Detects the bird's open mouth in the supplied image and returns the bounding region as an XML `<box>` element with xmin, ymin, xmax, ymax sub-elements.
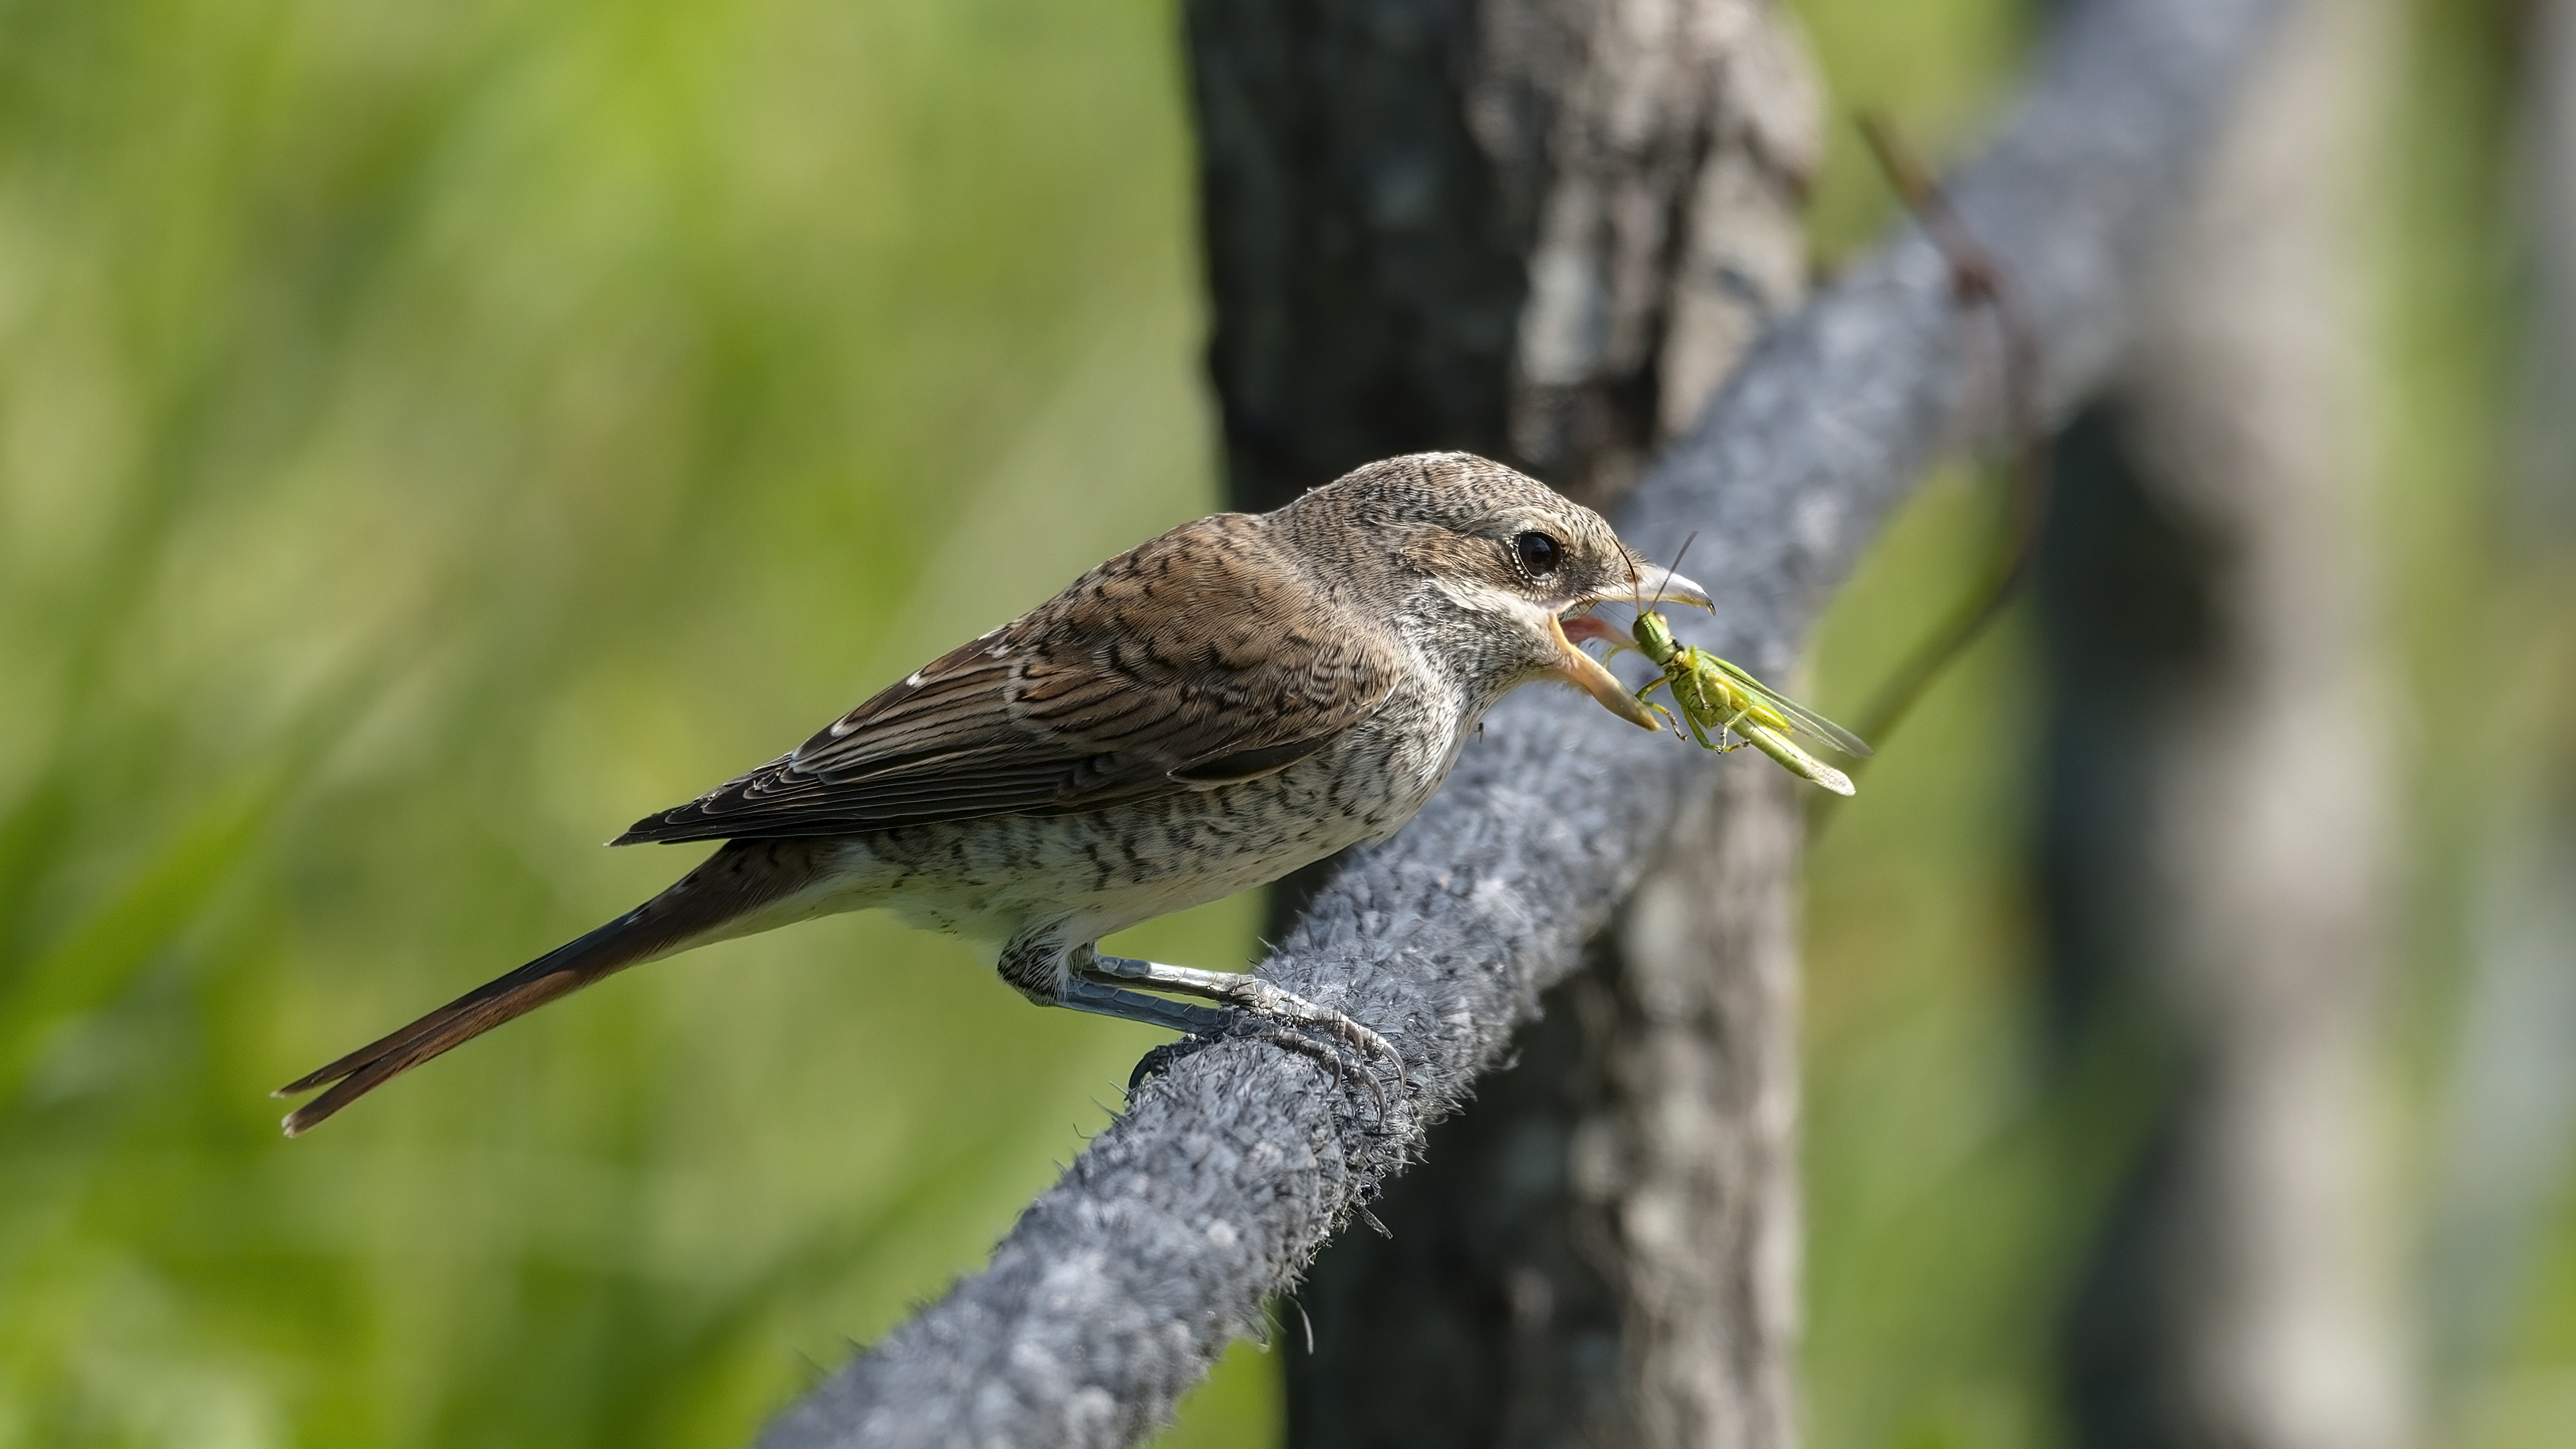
<box><xmin>1549</xmin><ymin>614</ymin><xmax>1660</xmax><ymax>729</ymax></box>
<box><xmin>1546</xmin><ymin>564</ymin><xmax>1711</xmax><ymax>730</ymax></box>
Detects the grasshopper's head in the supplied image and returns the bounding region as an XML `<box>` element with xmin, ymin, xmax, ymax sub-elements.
<box><xmin>1631</xmin><ymin>609</ymin><xmax>1678</xmax><ymax>661</ymax></box>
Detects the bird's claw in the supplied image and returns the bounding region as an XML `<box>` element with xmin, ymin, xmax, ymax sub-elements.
<box><xmin>1082</xmin><ymin>953</ymin><xmax>1405</xmax><ymax>1121</ymax></box>
<box><xmin>1127</xmin><ymin>1037</ymin><xmax>1204</xmax><ymax>1092</ymax></box>
<box><xmin>1122</xmin><ymin>1012</ymin><xmax>1397</xmax><ymax>1125</ymax></box>
<box><xmin>1226</xmin><ymin>1018</ymin><xmax>1393</xmax><ymax>1124</ymax></box>
<box><xmin>1213</xmin><ymin>975</ymin><xmax>1408</xmax><ymax>1093</ymax></box>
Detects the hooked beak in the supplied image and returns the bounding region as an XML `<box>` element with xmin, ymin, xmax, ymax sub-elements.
<box><xmin>1548</xmin><ymin>614</ymin><xmax>1660</xmax><ymax>730</ymax></box>
<box><xmin>1617</xmin><ymin>562</ymin><xmax>1711</xmax><ymax>610</ymax></box>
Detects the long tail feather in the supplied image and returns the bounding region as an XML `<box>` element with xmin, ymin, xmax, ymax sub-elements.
<box><xmin>276</xmin><ymin>839</ymin><xmax>826</xmax><ymax>1135</ymax></box>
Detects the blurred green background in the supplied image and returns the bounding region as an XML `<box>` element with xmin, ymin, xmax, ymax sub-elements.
<box><xmin>0</xmin><ymin>0</ymin><xmax>2559</xmax><ymax>1446</ymax></box>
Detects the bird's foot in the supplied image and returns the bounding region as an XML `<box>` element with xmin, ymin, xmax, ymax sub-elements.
<box><xmin>1122</xmin><ymin>1015</ymin><xmax>1391</xmax><ymax>1122</ymax></box>
<box><xmin>1081</xmin><ymin>955</ymin><xmax>1406</xmax><ymax>1087</ymax></box>
<box><xmin>1066</xmin><ymin>957</ymin><xmax>1405</xmax><ymax>1115</ymax></box>
<box><xmin>1231</xmin><ymin>1019</ymin><xmax>1391</xmax><ymax>1121</ymax></box>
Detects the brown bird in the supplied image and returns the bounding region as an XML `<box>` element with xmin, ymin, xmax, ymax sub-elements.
<box><xmin>275</xmin><ymin>451</ymin><xmax>1709</xmax><ymax>1134</ymax></box>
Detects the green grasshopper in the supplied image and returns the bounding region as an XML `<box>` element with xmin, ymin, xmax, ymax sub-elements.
<box><xmin>1566</xmin><ymin>564</ymin><xmax>1872</xmax><ymax>796</ymax></box>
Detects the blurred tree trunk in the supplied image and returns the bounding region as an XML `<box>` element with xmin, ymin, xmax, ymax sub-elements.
<box><xmin>2038</xmin><ymin>1</ymin><xmax>2414</xmax><ymax>1445</ymax></box>
<box><xmin>1183</xmin><ymin>1</ymin><xmax>1821</xmax><ymax>1442</ymax></box>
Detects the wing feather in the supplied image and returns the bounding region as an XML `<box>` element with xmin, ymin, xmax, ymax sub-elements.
<box><xmin>615</xmin><ymin>516</ymin><xmax>1399</xmax><ymax>845</ymax></box>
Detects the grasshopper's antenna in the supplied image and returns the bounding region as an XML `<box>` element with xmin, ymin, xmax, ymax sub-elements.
<box><xmin>1642</xmin><ymin>531</ymin><xmax>1700</xmax><ymax>614</ymax></box>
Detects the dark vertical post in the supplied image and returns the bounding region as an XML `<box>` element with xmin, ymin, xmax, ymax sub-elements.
<box><xmin>1183</xmin><ymin>3</ymin><xmax>1821</xmax><ymax>1442</ymax></box>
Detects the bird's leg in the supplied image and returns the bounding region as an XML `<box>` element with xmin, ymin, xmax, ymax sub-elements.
<box><xmin>1055</xmin><ymin>978</ymin><xmax>1234</xmax><ymax>1035</ymax></box>
<box><xmin>1073</xmin><ymin>949</ymin><xmax>1407</xmax><ymax>1090</ymax></box>
<box><xmin>1063</xmin><ymin>977</ymin><xmax>1391</xmax><ymax>1120</ymax></box>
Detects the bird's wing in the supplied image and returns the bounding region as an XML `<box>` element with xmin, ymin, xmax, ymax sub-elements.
<box><xmin>614</xmin><ymin>515</ymin><xmax>1401</xmax><ymax>844</ymax></box>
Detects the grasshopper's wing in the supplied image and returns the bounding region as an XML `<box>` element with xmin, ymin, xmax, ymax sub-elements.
<box><xmin>1703</xmin><ymin>656</ymin><xmax>1873</xmax><ymax>758</ymax></box>
<box><xmin>615</xmin><ymin>515</ymin><xmax>1399</xmax><ymax>844</ymax></box>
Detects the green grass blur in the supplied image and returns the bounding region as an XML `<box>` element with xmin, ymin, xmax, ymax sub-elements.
<box><xmin>0</xmin><ymin>0</ymin><xmax>2561</xmax><ymax>1446</ymax></box>
<box><xmin>0</xmin><ymin>0</ymin><xmax>1275</xmax><ymax>1442</ymax></box>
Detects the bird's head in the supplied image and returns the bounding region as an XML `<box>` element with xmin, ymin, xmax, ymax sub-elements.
<box><xmin>1279</xmin><ymin>452</ymin><xmax>1708</xmax><ymax>729</ymax></box>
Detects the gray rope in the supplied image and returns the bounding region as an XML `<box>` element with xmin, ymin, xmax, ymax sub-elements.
<box><xmin>755</xmin><ymin>1</ymin><xmax>2284</xmax><ymax>1443</ymax></box>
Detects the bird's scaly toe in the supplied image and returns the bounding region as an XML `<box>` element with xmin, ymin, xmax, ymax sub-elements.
<box><xmin>1219</xmin><ymin>977</ymin><xmax>1407</xmax><ymax>1093</ymax></box>
<box><xmin>1225</xmin><ymin>1019</ymin><xmax>1391</xmax><ymax>1122</ymax></box>
<box><xmin>1080</xmin><ymin>953</ymin><xmax>1408</xmax><ymax>1102</ymax></box>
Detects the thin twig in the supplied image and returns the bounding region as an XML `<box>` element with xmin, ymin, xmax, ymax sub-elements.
<box><xmin>1843</xmin><ymin>113</ymin><xmax>2055</xmax><ymax>753</ymax></box>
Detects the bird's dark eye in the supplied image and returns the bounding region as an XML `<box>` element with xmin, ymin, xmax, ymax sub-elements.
<box><xmin>1515</xmin><ymin>531</ymin><xmax>1562</xmax><ymax>578</ymax></box>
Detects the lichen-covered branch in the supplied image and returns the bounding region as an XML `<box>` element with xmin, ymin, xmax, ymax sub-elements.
<box><xmin>753</xmin><ymin>1</ymin><xmax>2284</xmax><ymax>1444</ymax></box>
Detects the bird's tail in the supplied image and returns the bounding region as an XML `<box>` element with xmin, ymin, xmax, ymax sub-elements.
<box><xmin>274</xmin><ymin>839</ymin><xmax>828</xmax><ymax>1136</ymax></box>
